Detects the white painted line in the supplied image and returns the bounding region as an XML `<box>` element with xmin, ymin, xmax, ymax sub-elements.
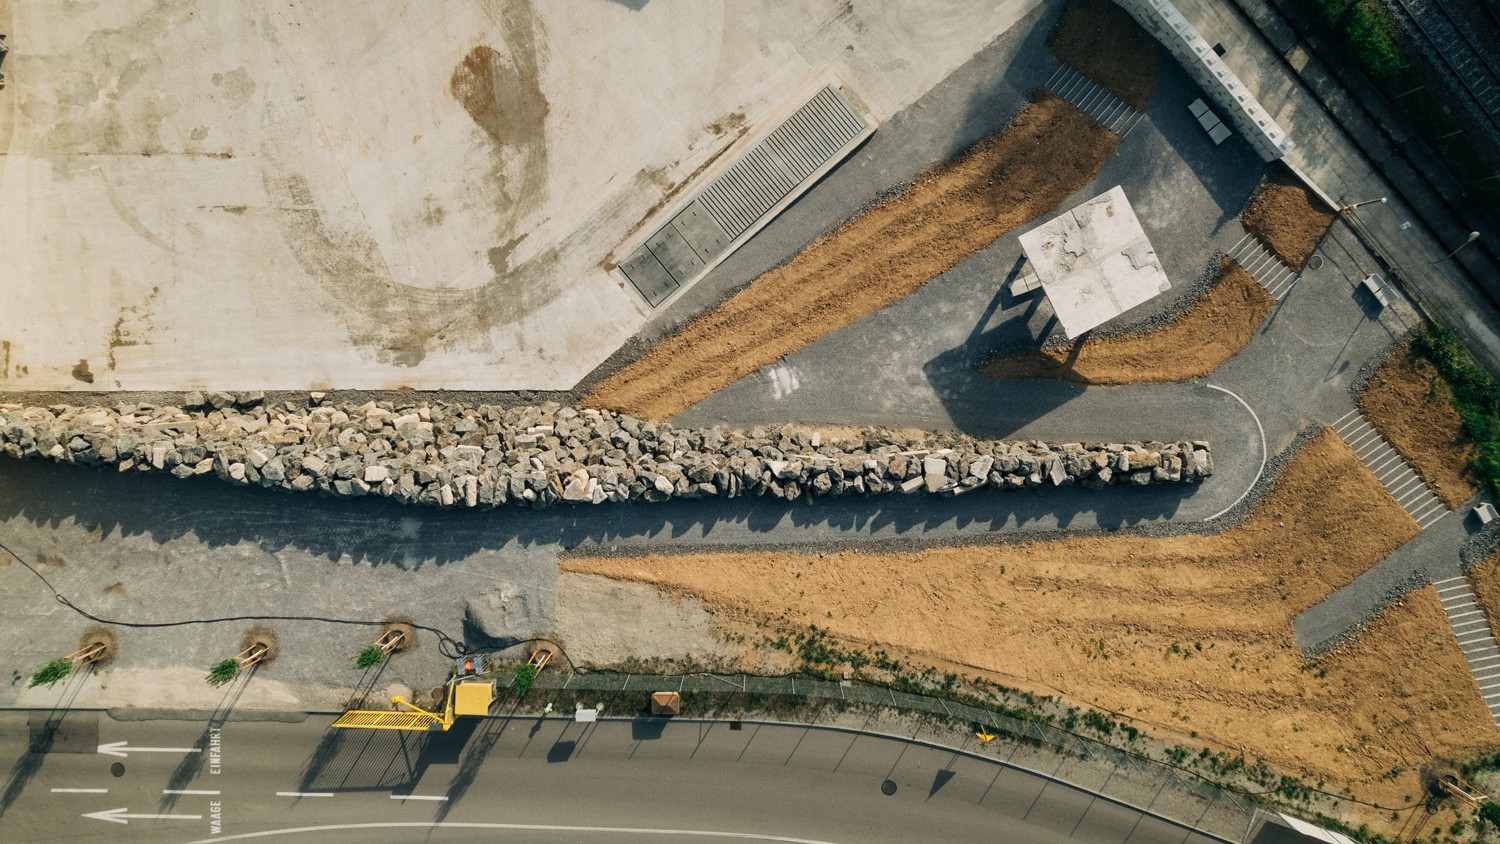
<box><xmin>390</xmin><ymin>794</ymin><xmax>449</xmax><ymax>802</ymax></box>
<box><xmin>1205</xmin><ymin>384</ymin><xmax>1266</xmax><ymax>523</ymax></box>
<box><xmin>52</xmin><ymin>788</ymin><xmax>109</xmax><ymax>794</ymax></box>
<box><xmin>97</xmin><ymin>741</ymin><xmax>200</xmax><ymax>758</ymax></box>
<box><xmin>1435</xmin><ymin>577</ymin><xmax>1468</xmax><ymax>587</ymax></box>
<box><xmin>1361</xmin><ymin>444</ymin><xmax>1399</xmax><ymax>467</ymax></box>
<box><xmin>1450</xmin><ymin>610</ymin><xmax>1485</xmax><ymax>620</ymax></box>
<box><xmin>163</xmin><ymin>789</ymin><xmax>220</xmax><ymax>796</ymax></box>
<box><xmin>276</xmin><ymin>792</ymin><xmax>335</xmax><ymax>798</ymax></box>
<box><xmin>179</xmin><ymin>821</ymin><xmax>869</xmax><ymax>844</ymax></box>
<box><xmin>1418</xmin><ymin>510</ymin><xmax>1451</xmax><ymax>530</ymax></box>
<box><xmin>1386</xmin><ymin>476</ymin><xmax>1422</xmax><ymax>500</ymax></box>
<box><xmin>1409</xmin><ymin>495</ymin><xmax>1445</xmax><ymax>515</ymax></box>
<box><xmin>1438</xmin><ymin>584</ymin><xmax>1473</xmax><ymax>595</ymax></box>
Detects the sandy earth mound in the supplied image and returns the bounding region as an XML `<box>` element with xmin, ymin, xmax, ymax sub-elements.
<box><xmin>1358</xmin><ymin>347</ymin><xmax>1477</xmax><ymax>509</ymax></box>
<box><xmin>583</xmin><ymin>93</ymin><xmax>1120</xmax><ymax>421</ymax></box>
<box><xmin>1241</xmin><ymin>171</ymin><xmax>1337</xmax><ymax>271</ymax></box>
<box><xmin>566</xmin><ymin>430</ymin><xmax>1498</xmax><ymax>819</ymax></box>
<box><xmin>1049</xmin><ymin>0</ymin><xmax>1164</xmax><ymax>110</ymax></box>
<box><xmin>980</xmin><ymin>259</ymin><xmax>1272</xmax><ymax>384</ymax></box>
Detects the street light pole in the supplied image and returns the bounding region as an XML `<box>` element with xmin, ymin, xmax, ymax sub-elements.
<box><xmin>1437</xmin><ymin>231</ymin><xmax>1481</xmax><ymax>263</ymax></box>
<box><xmin>1340</xmin><ymin>196</ymin><xmax>1387</xmax><ymax>214</ymax></box>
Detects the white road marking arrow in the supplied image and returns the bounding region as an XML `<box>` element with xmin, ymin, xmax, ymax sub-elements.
<box><xmin>84</xmin><ymin>807</ymin><xmax>204</xmax><ymax>825</ymax></box>
<box><xmin>97</xmin><ymin>741</ymin><xmax>202</xmax><ymax>758</ymax></box>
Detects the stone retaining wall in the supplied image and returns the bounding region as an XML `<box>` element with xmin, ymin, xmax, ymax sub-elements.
<box><xmin>0</xmin><ymin>395</ymin><xmax>1212</xmax><ymax>508</ymax></box>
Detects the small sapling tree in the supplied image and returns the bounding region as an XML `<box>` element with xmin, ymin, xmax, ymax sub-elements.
<box><xmin>28</xmin><ymin>658</ymin><xmax>72</xmax><ymax>689</ymax></box>
<box><xmin>206</xmin><ymin>658</ymin><xmax>240</xmax><ymax>688</ymax></box>
<box><xmin>356</xmin><ymin>645</ymin><xmax>387</xmax><ymax>670</ymax></box>
<box><xmin>513</xmin><ymin>663</ymin><xmax>539</xmax><ymax>695</ymax></box>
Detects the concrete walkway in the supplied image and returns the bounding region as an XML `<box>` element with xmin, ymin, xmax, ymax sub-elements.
<box><xmin>1172</xmin><ymin>0</ymin><xmax>1500</xmax><ymax>376</ymax></box>
<box><xmin>1294</xmin><ymin>496</ymin><xmax>1478</xmax><ymax>655</ymax></box>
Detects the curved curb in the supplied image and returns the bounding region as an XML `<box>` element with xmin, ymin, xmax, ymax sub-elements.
<box><xmin>1204</xmin><ymin>384</ymin><xmax>1266</xmax><ymax>522</ymax></box>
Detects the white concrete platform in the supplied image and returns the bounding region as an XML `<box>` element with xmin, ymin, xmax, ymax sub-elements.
<box><xmin>0</xmin><ymin>0</ymin><xmax>1044</xmax><ymax>392</ymax></box>
<box><xmin>1017</xmin><ymin>185</ymin><xmax>1170</xmax><ymax>340</ymax></box>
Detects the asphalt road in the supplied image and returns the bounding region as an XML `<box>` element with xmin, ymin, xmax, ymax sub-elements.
<box><xmin>0</xmin><ymin>712</ymin><xmax>1228</xmax><ymax>844</ymax></box>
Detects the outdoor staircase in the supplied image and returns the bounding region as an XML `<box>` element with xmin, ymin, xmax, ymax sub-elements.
<box><xmin>1434</xmin><ymin>575</ymin><xmax>1500</xmax><ymax>727</ymax></box>
<box><xmin>1042</xmin><ymin>65</ymin><xmax>1144</xmax><ymax>137</ymax></box>
<box><xmin>1331</xmin><ymin>409</ymin><xmax>1448</xmax><ymax>529</ymax></box>
<box><xmin>1227</xmin><ymin>230</ymin><xmax>1300</xmax><ymax>300</ymax></box>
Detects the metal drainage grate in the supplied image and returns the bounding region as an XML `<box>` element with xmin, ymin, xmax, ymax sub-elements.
<box><xmin>618</xmin><ymin>85</ymin><xmax>873</xmax><ymax>307</ymax></box>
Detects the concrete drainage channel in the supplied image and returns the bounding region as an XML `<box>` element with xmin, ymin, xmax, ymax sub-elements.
<box><xmin>616</xmin><ymin>83</ymin><xmax>876</xmax><ymax>307</ymax></box>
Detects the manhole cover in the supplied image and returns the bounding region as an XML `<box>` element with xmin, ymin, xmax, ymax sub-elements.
<box><xmin>110</xmin><ymin>762</ymin><xmax>125</xmax><ymax>777</ymax></box>
<box><xmin>1306</xmin><ymin>255</ymin><xmax>1324</xmax><ymax>271</ymax></box>
<box><xmin>880</xmin><ymin>779</ymin><xmax>897</xmax><ymax>796</ymax></box>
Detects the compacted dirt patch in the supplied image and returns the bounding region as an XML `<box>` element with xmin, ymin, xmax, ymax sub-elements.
<box><xmin>1469</xmin><ymin>549</ymin><xmax>1500</xmax><ymax>639</ymax></box>
<box><xmin>567</xmin><ymin>430</ymin><xmax>1500</xmax><ymax>813</ymax></box>
<box><xmin>1049</xmin><ymin>0</ymin><xmax>1164</xmax><ymax>110</ymax></box>
<box><xmin>583</xmin><ymin>93</ymin><xmax>1120</xmax><ymax>421</ymax></box>
<box><xmin>1240</xmin><ymin>171</ymin><xmax>1337</xmax><ymax>271</ymax></box>
<box><xmin>979</xmin><ymin>259</ymin><xmax>1272</xmax><ymax>384</ymax></box>
<box><xmin>1358</xmin><ymin>346</ymin><xmax>1477</xmax><ymax>508</ymax></box>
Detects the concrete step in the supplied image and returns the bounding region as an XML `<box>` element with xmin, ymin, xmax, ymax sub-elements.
<box><xmin>1432</xmin><ymin>578</ymin><xmax>1500</xmax><ymax>727</ymax></box>
<box><xmin>1227</xmin><ymin>229</ymin><xmax>1300</xmax><ymax>300</ymax></box>
<box><xmin>1329</xmin><ymin>409</ymin><xmax>1449</xmax><ymax>529</ymax></box>
<box><xmin>1042</xmin><ymin>65</ymin><xmax>1142</xmax><ymax>137</ymax></box>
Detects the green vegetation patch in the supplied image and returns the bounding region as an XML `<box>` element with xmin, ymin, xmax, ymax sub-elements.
<box><xmin>1304</xmin><ymin>0</ymin><xmax>1409</xmax><ymax>79</ymax></box>
<box><xmin>1413</xmin><ymin>324</ymin><xmax>1500</xmax><ymax>492</ymax></box>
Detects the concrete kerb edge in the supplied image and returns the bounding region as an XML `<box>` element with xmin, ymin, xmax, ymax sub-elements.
<box><xmin>1280</xmin><ymin>160</ymin><xmax>1341</xmax><ymax>218</ymax></box>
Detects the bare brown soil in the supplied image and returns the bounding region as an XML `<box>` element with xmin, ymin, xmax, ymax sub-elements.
<box><xmin>1357</xmin><ymin>347</ymin><xmax>1477</xmax><ymax>508</ymax></box>
<box><xmin>242</xmin><ymin>625</ymin><xmax>279</xmax><ymax>668</ymax></box>
<box><xmin>1469</xmin><ymin>549</ymin><xmax>1500</xmax><ymax>643</ymax></box>
<box><xmin>1049</xmin><ymin>0</ymin><xmax>1164</xmax><ymax>111</ymax></box>
<box><xmin>583</xmin><ymin>94</ymin><xmax>1120</xmax><ymax>421</ymax></box>
<box><xmin>80</xmin><ymin>628</ymin><xmax>118</xmax><ymax>669</ymax></box>
<box><xmin>566</xmin><ymin>430</ymin><xmax>1500</xmax><ymax>817</ymax></box>
<box><xmin>980</xmin><ymin>259</ymin><xmax>1271</xmax><ymax>384</ymax></box>
<box><xmin>1241</xmin><ymin>172</ymin><xmax>1337</xmax><ymax>271</ymax></box>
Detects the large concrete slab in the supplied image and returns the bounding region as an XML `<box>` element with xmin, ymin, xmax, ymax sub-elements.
<box><xmin>0</xmin><ymin>0</ymin><xmax>1044</xmax><ymax>391</ymax></box>
<box><xmin>1019</xmin><ymin>186</ymin><xmax>1170</xmax><ymax>339</ymax></box>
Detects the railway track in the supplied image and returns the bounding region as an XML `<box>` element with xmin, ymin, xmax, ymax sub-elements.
<box><xmin>1387</xmin><ymin>0</ymin><xmax>1500</xmax><ymax>144</ymax></box>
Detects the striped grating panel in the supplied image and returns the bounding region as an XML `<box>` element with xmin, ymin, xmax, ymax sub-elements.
<box><xmin>618</xmin><ymin>85</ymin><xmax>872</xmax><ymax>307</ymax></box>
<box><xmin>332</xmin><ymin>709</ymin><xmax>443</xmax><ymax>731</ymax></box>
<box><xmin>1434</xmin><ymin>576</ymin><xmax>1500</xmax><ymax>728</ymax></box>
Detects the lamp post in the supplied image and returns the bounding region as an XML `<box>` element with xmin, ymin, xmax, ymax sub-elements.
<box><xmin>1437</xmin><ymin>231</ymin><xmax>1481</xmax><ymax>263</ymax></box>
<box><xmin>1340</xmin><ymin>196</ymin><xmax>1387</xmax><ymax>214</ymax></box>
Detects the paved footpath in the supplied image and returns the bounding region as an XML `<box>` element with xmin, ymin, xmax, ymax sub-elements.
<box><xmin>1172</xmin><ymin>0</ymin><xmax>1500</xmax><ymax>376</ymax></box>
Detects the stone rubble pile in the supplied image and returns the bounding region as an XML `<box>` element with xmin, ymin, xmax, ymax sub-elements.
<box><xmin>0</xmin><ymin>394</ymin><xmax>1212</xmax><ymax>508</ymax></box>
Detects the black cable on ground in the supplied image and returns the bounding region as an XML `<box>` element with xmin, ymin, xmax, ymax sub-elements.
<box><xmin>0</xmin><ymin>539</ymin><xmax>468</xmax><ymax>658</ymax></box>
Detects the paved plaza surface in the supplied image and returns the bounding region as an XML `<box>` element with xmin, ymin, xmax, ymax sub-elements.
<box><xmin>0</xmin><ymin>0</ymin><xmax>1043</xmax><ymax>392</ymax></box>
<box><xmin>4</xmin><ymin>1</ymin><xmax>1500</xmax><ymax>841</ymax></box>
<box><xmin>0</xmin><ymin>0</ymin><xmax>1429</xmax><ymax>715</ymax></box>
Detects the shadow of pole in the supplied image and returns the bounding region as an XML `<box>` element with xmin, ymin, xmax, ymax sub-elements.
<box><xmin>0</xmin><ymin>665</ymin><xmax>95</xmax><ymax>816</ymax></box>
<box><xmin>159</xmin><ymin>665</ymin><xmax>256</xmax><ymax>809</ymax></box>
